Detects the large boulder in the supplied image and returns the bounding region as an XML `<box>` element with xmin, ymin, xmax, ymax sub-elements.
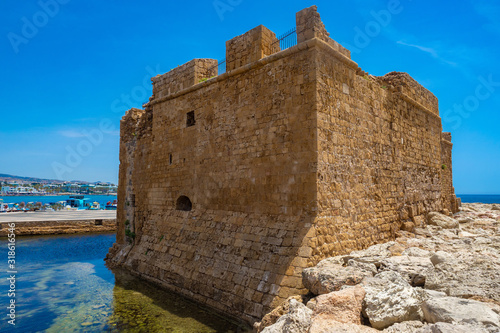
<box><xmin>420</xmin><ymin>322</ymin><xmax>496</xmax><ymax>333</ymax></box>
<box><xmin>427</xmin><ymin>212</ymin><xmax>459</xmax><ymax>229</ymax></box>
<box><xmin>260</xmin><ymin>299</ymin><xmax>312</xmax><ymax>333</ymax></box>
<box><xmin>379</xmin><ymin>255</ymin><xmax>434</xmax><ymax>287</ymax></box>
<box><xmin>254</xmin><ymin>295</ymin><xmax>303</xmax><ymax>332</ymax></box>
<box><xmin>302</xmin><ymin>258</ymin><xmax>375</xmax><ymax>295</ymax></box>
<box><xmin>311</xmin><ymin>285</ymin><xmax>365</xmax><ymax>325</ymax></box>
<box><xmin>381</xmin><ymin>321</ymin><xmax>427</xmax><ymax>332</ymax></box>
<box><xmin>309</xmin><ymin>319</ymin><xmax>377</xmax><ymax>333</ymax></box>
<box><xmin>362</xmin><ymin>271</ymin><xmax>425</xmax><ymax>329</ymax></box>
<box><xmin>425</xmin><ymin>249</ymin><xmax>500</xmax><ymax>302</ymax></box>
<box><xmin>422</xmin><ymin>295</ymin><xmax>500</xmax><ymax>328</ymax></box>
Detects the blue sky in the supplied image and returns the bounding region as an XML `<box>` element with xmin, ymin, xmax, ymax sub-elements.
<box><xmin>1</xmin><ymin>0</ymin><xmax>499</xmax><ymax>193</ymax></box>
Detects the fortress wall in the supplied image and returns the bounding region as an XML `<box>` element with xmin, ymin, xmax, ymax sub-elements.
<box><xmin>306</xmin><ymin>42</ymin><xmax>452</xmax><ymax>265</ymax></box>
<box><xmin>114</xmin><ymin>44</ymin><xmax>321</xmax><ymax>322</ymax></box>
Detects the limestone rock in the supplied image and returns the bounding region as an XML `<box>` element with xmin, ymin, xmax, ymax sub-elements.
<box><xmin>429</xmin><ymin>251</ymin><xmax>452</xmax><ymax>266</ymax></box>
<box><xmin>379</xmin><ymin>255</ymin><xmax>433</xmax><ymax>286</ymax></box>
<box><xmin>311</xmin><ymin>285</ymin><xmax>365</xmax><ymax>325</ymax></box>
<box><xmin>457</xmin><ymin>217</ymin><xmax>474</xmax><ymax>224</ymax></box>
<box><xmin>255</xmin><ymin>295</ymin><xmax>303</xmax><ymax>332</ymax></box>
<box><xmin>425</xmin><ymin>250</ymin><xmax>500</xmax><ymax>302</ymax></box>
<box><xmin>401</xmin><ymin>247</ymin><xmax>432</xmax><ymax>258</ymax></box>
<box><xmin>427</xmin><ymin>212</ymin><xmax>459</xmax><ymax>229</ymax></box>
<box><xmin>348</xmin><ymin>242</ymin><xmax>396</xmax><ymax>261</ymax></box>
<box><xmin>309</xmin><ymin>319</ymin><xmax>378</xmax><ymax>333</ymax></box>
<box><xmin>422</xmin><ymin>296</ymin><xmax>500</xmax><ymax>328</ymax></box>
<box><xmin>381</xmin><ymin>321</ymin><xmax>494</xmax><ymax>333</ymax></box>
<box><xmin>261</xmin><ymin>299</ymin><xmax>312</xmax><ymax>333</ymax></box>
<box><xmin>421</xmin><ymin>322</ymin><xmax>495</xmax><ymax>333</ymax></box>
<box><xmin>362</xmin><ymin>271</ymin><xmax>425</xmax><ymax>329</ymax></box>
<box><xmin>346</xmin><ymin>260</ymin><xmax>378</xmax><ymax>275</ymax></box>
<box><xmin>302</xmin><ymin>259</ymin><xmax>374</xmax><ymax>295</ymax></box>
<box><xmin>299</xmin><ymin>202</ymin><xmax>500</xmax><ymax>332</ymax></box>
<box><xmin>381</xmin><ymin>320</ymin><xmax>427</xmax><ymax>332</ymax></box>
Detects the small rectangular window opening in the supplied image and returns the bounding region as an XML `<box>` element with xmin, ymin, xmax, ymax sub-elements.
<box><xmin>186</xmin><ymin>111</ymin><xmax>195</xmax><ymax>127</ymax></box>
<box><xmin>169</xmin><ymin>154</ymin><xmax>173</xmax><ymax>165</ymax></box>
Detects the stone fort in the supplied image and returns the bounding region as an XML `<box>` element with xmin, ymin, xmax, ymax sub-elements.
<box><xmin>107</xmin><ymin>6</ymin><xmax>459</xmax><ymax>323</ymax></box>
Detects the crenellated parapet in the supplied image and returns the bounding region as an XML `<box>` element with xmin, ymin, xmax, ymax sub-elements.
<box><xmin>225</xmin><ymin>25</ymin><xmax>279</xmax><ymax>72</ymax></box>
<box><xmin>379</xmin><ymin>71</ymin><xmax>440</xmax><ymax>117</ymax></box>
<box><xmin>151</xmin><ymin>59</ymin><xmax>218</xmax><ymax>99</ymax></box>
<box><xmin>296</xmin><ymin>5</ymin><xmax>350</xmax><ymax>58</ymax></box>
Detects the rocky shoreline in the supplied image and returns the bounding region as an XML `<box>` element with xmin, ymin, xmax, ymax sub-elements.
<box><xmin>255</xmin><ymin>203</ymin><xmax>500</xmax><ymax>332</ymax></box>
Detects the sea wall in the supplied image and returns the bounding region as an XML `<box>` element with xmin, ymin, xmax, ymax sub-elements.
<box><xmin>0</xmin><ymin>219</ymin><xmax>115</xmax><ymax>236</ymax></box>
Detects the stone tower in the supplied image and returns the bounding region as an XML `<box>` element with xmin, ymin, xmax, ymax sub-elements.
<box><xmin>107</xmin><ymin>6</ymin><xmax>459</xmax><ymax>323</ymax></box>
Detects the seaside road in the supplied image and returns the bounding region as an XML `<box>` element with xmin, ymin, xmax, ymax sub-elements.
<box><xmin>0</xmin><ymin>210</ymin><xmax>116</xmax><ymax>223</ymax></box>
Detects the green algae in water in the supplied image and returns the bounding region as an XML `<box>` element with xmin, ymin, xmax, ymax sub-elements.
<box><xmin>106</xmin><ymin>269</ymin><xmax>251</xmax><ymax>333</ymax></box>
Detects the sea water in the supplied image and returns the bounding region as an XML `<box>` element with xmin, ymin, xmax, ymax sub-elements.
<box><xmin>457</xmin><ymin>194</ymin><xmax>500</xmax><ymax>204</ymax></box>
<box><xmin>0</xmin><ymin>195</ymin><xmax>117</xmax><ymax>208</ymax></box>
<box><xmin>0</xmin><ymin>233</ymin><xmax>250</xmax><ymax>332</ymax></box>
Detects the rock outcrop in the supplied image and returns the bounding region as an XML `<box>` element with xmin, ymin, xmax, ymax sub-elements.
<box><xmin>255</xmin><ymin>203</ymin><xmax>500</xmax><ymax>332</ymax></box>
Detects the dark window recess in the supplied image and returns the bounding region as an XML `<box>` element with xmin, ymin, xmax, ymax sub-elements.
<box><xmin>176</xmin><ymin>196</ymin><xmax>192</xmax><ymax>211</ymax></box>
<box><xmin>131</xmin><ymin>194</ymin><xmax>136</xmax><ymax>207</ymax></box>
<box><xmin>169</xmin><ymin>154</ymin><xmax>173</xmax><ymax>165</ymax></box>
<box><xmin>186</xmin><ymin>111</ymin><xmax>195</xmax><ymax>127</ymax></box>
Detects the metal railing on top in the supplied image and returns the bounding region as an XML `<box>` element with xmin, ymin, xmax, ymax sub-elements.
<box><xmin>271</xmin><ymin>27</ymin><xmax>297</xmax><ymax>53</ymax></box>
<box><xmin>215</xmin><ymin>58</ymin><xmax>226</xmax><ymax>75</ymax></box>
<box><xmin>208</xmin><ymin>26</ymin><xmax>297</xmax><ymax>76</ymax></box>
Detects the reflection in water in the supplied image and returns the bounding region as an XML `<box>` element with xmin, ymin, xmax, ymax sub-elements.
<box><xmin>0</xmin><ymin>233</ymin><xmax>250</xmax><ymax>332</ymax></box>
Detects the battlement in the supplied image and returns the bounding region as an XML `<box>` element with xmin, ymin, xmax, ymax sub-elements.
<box><xmin>379</xmin><ymin>71</ymin><xmax>440</xmax><ymax>116</ymax></box>
<box><xmin>151</xmin><ymin>58</ymin><xmax>217</xmax><ymax>99</ymax></box>
<box><xmin>226</xmin><ymin>25</ymin><xmax>279</xmax><ymax>72</ymax></box>
<box><xmin>296</xmin><ymin>5</ymin><xmax>350</xmax><ymax>58</ymax></box>
<box><xmin>442</xmin><ymin>132</ymin><xmax>452</xmax><ymax>143</ymax></box>
<box><xmin>149</xmin><ymin>5</ymin><xmax>352</xmax><ymax>100</ymax></box>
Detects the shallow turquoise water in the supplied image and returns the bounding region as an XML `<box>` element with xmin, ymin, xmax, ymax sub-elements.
<box><xmin>0</xmin><ymin>233</ymin><xmax>250</xmax><ymax>332</ymax></box>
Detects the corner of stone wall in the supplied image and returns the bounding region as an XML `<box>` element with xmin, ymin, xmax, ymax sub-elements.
<box><xmin>440</xmin><ymin>132</ymin><xmax>459</xmax><ymax>213</ymax></box>
<box><xmin>225</xmin><ymin>25</ymin><xmax>279</xmax><ymax>72</ymax></box>
<box><xmin>117</xmin><ymin>107</ymin><xmax>146</xmax><ymax>245</ymax></box>
<box><xmin>296</xmin><ymin>5</ymin><xmax>351</xmax><ymax>58</ymax></box>
<box><xmin>151</xmin><ymin>59</ymin><xmax>218</xmax><ymax>99</ymax></box>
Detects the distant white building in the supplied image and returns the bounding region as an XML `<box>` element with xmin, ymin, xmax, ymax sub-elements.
<box><xmin>1</xmin><ymin>186</ymin><xmax>45</xmax><ymax>195</ymax></box>
<box><xmin>1</xmin><ymin>186</ymin><xmax>13</xmax><ymax>194</ymax></box>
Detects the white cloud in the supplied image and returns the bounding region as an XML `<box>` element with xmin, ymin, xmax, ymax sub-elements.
<box><xmin>396</xmin><ymin>41</ymin><xmax>457</xmax><ymax>66</ymax></box>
